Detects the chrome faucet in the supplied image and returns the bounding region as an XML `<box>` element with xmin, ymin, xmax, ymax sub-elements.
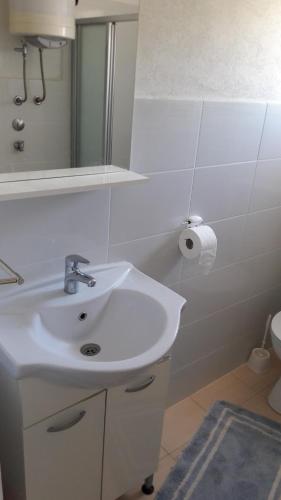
<box><xmin>0</xmin><ymin>258</ymin><xmax>24</xmax><ymax>286</ymax></box>
<box><xmin>64</xmin><ymin>255</ymin><xmax>96</xmax><ymax>295</ymax></box>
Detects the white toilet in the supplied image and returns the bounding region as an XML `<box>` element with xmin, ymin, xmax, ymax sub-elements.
<box><xmin>268</xmin><ymin>312</ymin><xmax>281</xmax><ymax>413</ymax></box>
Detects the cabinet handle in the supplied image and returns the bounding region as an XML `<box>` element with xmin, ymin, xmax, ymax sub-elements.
<box><xmin>125</xmin><ymin>376</ymin><xmax>156</xmax><ymax>393</ymax></box>
<box><xmin>47</xmin><ymin>411</ymin><xmax>86</xmax><ymax>433</ymax></box>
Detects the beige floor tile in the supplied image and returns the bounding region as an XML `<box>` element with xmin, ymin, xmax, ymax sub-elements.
<box><xmin>159</xmin><ymin>446</ymin><xmax>168</xmax><ymax>459</ymax></box>
<box><xmin>170</xmin><ymin>442</ymin><xmax>189</xmax><ymax>461</ymax></box>
<box><xmin>242</xmin><ymin>393</ymin><xmax>281</xmax><ymax>424</ymax></box>
<box><xmin>191</xmin><ymin>372</ymin><xmax>254</xmax><ymax>411</ymax></box>
<box><xmin>119</xmin><ymin>455</ymin><xmax>175</xmax><ymax>500</ymax></box>
<box><xmin>161</xmin><ymin>397</ymin><xmax>205</xmax><ymax>453</ymax></box>
<box><xmin>232</xmin><ymin>362</ymin><xmax>281</xmax><ymax>393</ymax></box>
<box><xmin>154</xmin><ymin>455</ymin><xmax>176</xmax><ymax>492</ymax></box>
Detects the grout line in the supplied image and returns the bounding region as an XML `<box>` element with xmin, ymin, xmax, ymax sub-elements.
<box><xmin>193</xmin><ymin>160</ymin><xmax>257</xmax><ymax>171</ymax></box>
<box><xmin>109</xmin><ymin>203</ymin><xmax>281</xmax><ymax>252</ymax></box>
<box><xmin>187</xmin><ymin>101</ymin><xmax>204</xmax><ymax>218</ymax></box>
<box><xmin>246</xmin><ymin>104</ymin><xmax>269</xmax><ymax>215</ymax></box>
<box><xmin>179</xmin><ymin>241</ymin><xmax>281</xmax><ymax>285</ymax></box>
<box><xmin>177</xmin><ymin>102</ymin><xmax>204</xmax><ymax>284</ymax></box>
<box><xmin>189</xmin><ymin>397</ymin><xmax>208</xmax><ymax>414</ymax></box>
<box><xmin>179</xmin><ymin>280</ymin><xmax>281</xmax><ymax>331</ymax></box>
<box><xmin>106</xmin><ymin>187</ymin><xmax>112</xmax><ymax>263</ymax></box>
<box><xmin>257</xmin><ymin>104</ymin><xmax>269</xmax><ymax>162</ymax></box>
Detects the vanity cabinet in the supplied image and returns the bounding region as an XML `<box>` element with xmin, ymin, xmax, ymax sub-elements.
<box><xmin>23</xmin><ymin>392</ymin><xmax>105</xmax><ymax>500</ymax></box>
<box><xmin>103</xmin><ymin>358</ymin><xmax>170</xmax><ymax>500</ymax></box>
<box><xmin>0</xmin><ymin>358</ymin><xmax>170</xmax><ymax>500</ymax></box>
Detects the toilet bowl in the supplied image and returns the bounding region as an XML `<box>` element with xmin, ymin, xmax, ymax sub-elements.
<box><xmin>268</xmin><ymin>312</ymin><xmax>281</xmax><ymax>413</ymax></box>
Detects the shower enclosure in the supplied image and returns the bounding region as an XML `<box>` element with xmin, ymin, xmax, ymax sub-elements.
<box><xmin>72</xmin><ymin>15</ymin><xmax>138</xmax><ymax>169</ymax></box>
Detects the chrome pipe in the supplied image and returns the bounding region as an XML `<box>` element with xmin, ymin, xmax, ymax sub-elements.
<box><xmin>0</xmin><ymin>259</ymin><xmax>24</xmax><ymax>286</ymax></box>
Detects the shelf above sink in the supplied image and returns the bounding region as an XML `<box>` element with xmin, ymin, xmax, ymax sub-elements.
<box><xmin>0</xmin><ymin>166</ymin><xmax>147</xmax><ymax>202</ymax></box>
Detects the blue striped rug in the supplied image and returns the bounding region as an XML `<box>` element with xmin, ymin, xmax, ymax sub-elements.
<box><xmin>156</xmin><ymin>401</ymin><xmax>281</xmax><ymax>500</ymax></box>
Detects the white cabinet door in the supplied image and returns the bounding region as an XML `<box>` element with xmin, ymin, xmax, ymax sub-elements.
<box><xmin>103</xmin><ymin>359</ymin><xmax>170</xmax><ymax>500</ymax></box>
<box><xmin>23</xmin><ymin>391</ymin><xmax>105</xmax><ymax>500</ymax></box>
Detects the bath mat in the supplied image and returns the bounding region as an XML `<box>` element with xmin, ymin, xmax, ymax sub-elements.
<box><xmin>156</xmin><ymin>400</ymin><xmax>281</xmax><ymax>500</ymax></box>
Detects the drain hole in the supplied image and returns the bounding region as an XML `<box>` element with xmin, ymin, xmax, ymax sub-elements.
<box><xmin>78</xmin><ymin>312</ymin><xmax>88</xmax><ymax>322</ymax></box>
<box><xmin>80</xmin><ymin>343</ymin><xmax>101</xmax><ymax>357</ymax></box>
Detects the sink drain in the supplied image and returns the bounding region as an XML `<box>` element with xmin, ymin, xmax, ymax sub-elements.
<box><xmin>80</xmin><ymin>344</ymin><xmax>101</xmax><ymax>357</ymax></box>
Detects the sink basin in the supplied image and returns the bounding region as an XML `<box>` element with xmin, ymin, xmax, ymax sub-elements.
<box><xmin>0</xmin><ymin>262</ymin><xmax>186</xmax><ymax>388</ymax></box>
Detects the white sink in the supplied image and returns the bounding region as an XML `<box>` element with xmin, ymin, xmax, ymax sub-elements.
<box><xmin>0</xmin><ymin>262</ymin><xmax>186</xmax><ymax>388</ymax></box>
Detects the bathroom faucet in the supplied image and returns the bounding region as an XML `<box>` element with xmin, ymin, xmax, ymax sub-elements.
<box><xmin>64</xmin><ymin>254</ymin><xmax>96</xmax><ymax>295</ymax></box>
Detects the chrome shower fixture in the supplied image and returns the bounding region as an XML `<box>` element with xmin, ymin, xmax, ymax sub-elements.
<box><xmin>13</xmin><ymin>42</ymin><xmax>28</xmax><ymax>106</ymax></box>
<box><xmin>33</xmin><ymin>48</ymin><xmax>46</xmax><ymax>105</ymax></box>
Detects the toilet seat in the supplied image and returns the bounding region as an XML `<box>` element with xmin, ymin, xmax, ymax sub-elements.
<box><xmin>271</xmin><ymin>312</ymin><xmax>281</xmax><ymax>342</ymax></box>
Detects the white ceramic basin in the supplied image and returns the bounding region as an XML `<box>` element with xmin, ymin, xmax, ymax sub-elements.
<box><xmin>0</xmin><ymin>262</ymin><xmax>186</xmax><ymax>388</ymax></box>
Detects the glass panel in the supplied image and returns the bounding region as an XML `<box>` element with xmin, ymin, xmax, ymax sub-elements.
<box><xmin>111</xmin><ymin>21</ymin><xmax>138</xmax><ymax>169</ymax></box>
<box><xmin>76</xmin><ymin>23</ymin><xmax>107</xmax><ymax>167</ymax></box>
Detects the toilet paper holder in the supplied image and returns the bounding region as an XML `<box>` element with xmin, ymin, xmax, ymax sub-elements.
<box><xmin>183</xmin><ymin>215</ymin><xmax>203</xmax><ymax>228</ymax></box>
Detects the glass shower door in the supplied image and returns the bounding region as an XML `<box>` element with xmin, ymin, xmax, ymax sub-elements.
<box><xmin>73</xmin><ymin>18</ymin><xmax>138</xmax><ymax>169</ymax></box>
<box><xmin>75</xmin><ymin>23</ymin><xmax>108</xmax><ymax>167</ymax></box>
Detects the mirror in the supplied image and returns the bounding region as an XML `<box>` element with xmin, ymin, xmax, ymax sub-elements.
<box><xmin>0</xmin><ymin>0</ymin><xmax>139</xmax><ymax>179</ymax></box>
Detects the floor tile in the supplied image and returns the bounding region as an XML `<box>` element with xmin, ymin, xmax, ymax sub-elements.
<box><xmin>119</xmin><ymin>456</ymin><xmax>176</xmax><ymax>500</ymax></box>
<box><xmin>170</xmin><ymin>443</ymin><xmax>189</xmax><ymax>461</ymax></box>
<box><xmin>191</xmin><ymin>372</ymin><xmax>254</xmax><ymax>411</ymax></box>
<box><xmin>159</xmin><ymin>447</ymin><xmax>168</xmax><ymax>460</ymax></box>
<box><xmin>161</xmin><ymin>397</ymin><xmax>205</xmax><ymax>453</ymax></box>
<box><xmin>154</xmin><ymin>456</ymin><xmax>176</xmax><ymax>492</ymax></box>
<box><xmin>242</xmin><ymin>393</ymin><xmax>281</xmax><ymax>424</ymax></box>
<box><xmin>232</xmin><ymin>362</ymin><xmax>281</xmax><ymax>393</ymax></box>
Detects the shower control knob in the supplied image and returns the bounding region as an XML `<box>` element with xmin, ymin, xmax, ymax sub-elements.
<box><xmin>12</xmin><ymin>118</ymin><xmax>25</xmax><ymax>131</ymax></box>
<box><xmin>14</xmin><ymin>140</ymin><xmax>25</xmax><ymax>152</ymax></box>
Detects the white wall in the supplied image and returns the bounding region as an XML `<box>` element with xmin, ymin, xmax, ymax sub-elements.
<box><xmin>136</xmin><ymin>0</ymin><xmax>281</xmax><ymax>101</ymax></box>
<box><xmin>0</xmin><ymin>0</ymin><xmax>71</xmax><ymax>173</ymax></box>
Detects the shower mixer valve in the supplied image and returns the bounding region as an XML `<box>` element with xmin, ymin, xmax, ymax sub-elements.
<box><xmin>12</xmin><ymin>118</ymin><xmax>25</xmax><ymax>131</ymax></box>
<box><xmin>14</xmin><ymin>140</ymin><xmax>25</xmax><ymax>153</ymax></box>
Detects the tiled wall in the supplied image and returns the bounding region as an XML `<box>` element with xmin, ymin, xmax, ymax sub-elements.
<box><xmin>1</xmin><ymin>98</ymin><xmax>281</xmax><ymax>405</ymax></box>
<box><xmin>115</xmin><ymin>98</ymin><xmax>281</xmax><ymax>403</ymax></box>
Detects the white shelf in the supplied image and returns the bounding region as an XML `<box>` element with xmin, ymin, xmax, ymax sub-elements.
<box><xmin>0</xmin><ymin>166</ymin><xmax>147</xmax><ymax>201</ymax></box>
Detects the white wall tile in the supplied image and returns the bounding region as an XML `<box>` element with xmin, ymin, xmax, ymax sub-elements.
<box><xmin>177</xmin><ymin>261</ymin><xmax>253</xmax><ymax>326</ymax></box>
<box><xmin>109</xmin><ymin>230</ymin><xmax>182</xmax><ymax>286</ymax></box>
<box><xmin>172</xmin><ymin>287</ymin><xmax>280</xmax><ymax>372</ymax></box>
<box><xmin>0</xmin><ymin>190</ymin><xmax>110</xmax><ymax>269</ymax></box>
<box><xmin>109</xmin><ymin>171</ymin><xmax>193</xmax><ymax>244</ymax></box>
<box><xmin>243</xmin><ymin>249</ymin><xmax>281</xmax><ymax>295</ymax></box>
<box><xmin>251</xmin><ymin>159</ymin><xmax>281</xmax><ymax>212</ymax></box>
<box><xmin>243</xmin><ymin>207</ymin><xmax>281</xmax><ymax>259</ymax></box>
<box><xmin>196</xmin><ymin>102</ymin><xmax>266</xmax><ymax>167</ymax></box>
<box><xmin>130</xmin><ymin>99</ymin><xmax>202</xmax><ymax>173</ymax></box>
<box><xmin>169</xmin><ymin>349</ymin><xmax>224</xmax><ymax>404</ymax></box>
<box><xmin>177</xmin><ymin>249</ymin><xmax>281</xmax><ymax>327</ymax></box>
<box><xmin>259</xmin><ymin>104</ymin><xmax>281</xmax><ymax>160</ymax></box>
<box><xmin>190</xmin><ymin>163</ymin><xmax>256</xmax><ymax>222</ymax></box>
<box><xmin>169</xmin><ymin>330</ymin><xmax>266</xmax><ymax>405</ymax></box>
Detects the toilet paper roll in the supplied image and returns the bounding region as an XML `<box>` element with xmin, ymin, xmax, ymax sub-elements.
<box><xmin>179</xmin><ymin>225</ymin><xmax>217</xmax><ymax>274</ymax></box>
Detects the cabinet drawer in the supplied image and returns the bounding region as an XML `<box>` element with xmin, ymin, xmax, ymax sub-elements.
<box><xmin>23</xmin><ymin>391</ymin><xmax>105</xmax><ymax>500</ymax></box>
<box><xmin>103</xmin><ymin>359</ymin><xmax>171</xmax><ymax>500</ymax></box>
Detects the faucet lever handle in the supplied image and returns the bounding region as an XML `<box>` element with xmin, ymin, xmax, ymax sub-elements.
<box><xmin>65</xmin><ymin>254</ymin><xmax>90</xmax><ymax>269</ymax></box>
